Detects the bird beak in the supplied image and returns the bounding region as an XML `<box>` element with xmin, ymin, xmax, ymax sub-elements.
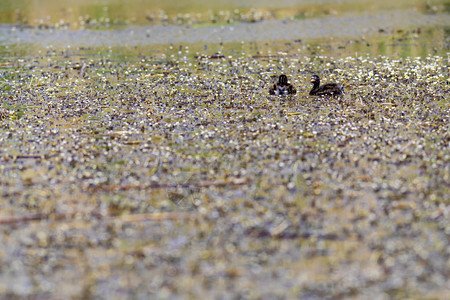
<box><xmin>311</xmin><ymin>78</ymin><xmax>316</xmax><ymax>82</ymax></box>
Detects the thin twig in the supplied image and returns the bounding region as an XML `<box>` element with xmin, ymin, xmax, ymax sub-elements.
<box><xmin>12</xmin><ymin>155</ymin><xmax>45</xmax><ymax>159</ymax></box>
<box><xmin>0</xmin><ymin>211</ymin><xmax>193</xmax><ymax>225</ymax></box>
<box><xmin>87</xmin><ymin>177</ymin><xmax>248</xmax><ymax>192</ymax></box>
<box><xmin>104</xmin><ymin>212</ymin><xmax>192</xmax><ymax>222</ymax></box>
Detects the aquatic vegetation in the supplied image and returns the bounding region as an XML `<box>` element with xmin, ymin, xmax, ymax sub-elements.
<box><xmin>0</xmin><ymin>48</ymin><xmax>448</xmax><ymax>298</ymax></box>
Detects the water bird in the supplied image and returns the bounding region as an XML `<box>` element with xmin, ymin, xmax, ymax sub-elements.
<box><xmin>309</xmin><ymin>75</ymin><xmax>343</xmax><ymax>96</ymax></box>
<box><xmin>269</xmin><ymin>74</ymin><xmax>297</xmax><ymax>95</ymax></box>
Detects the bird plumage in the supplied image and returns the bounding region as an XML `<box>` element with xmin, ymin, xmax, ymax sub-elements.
<box><xmin>309</xmin><ymin>75</ymin><xmax>343</xmax><ymax>96</ymax></box>
<box><xmin>269</xmin><ymin>74</ymin><xmax>297</xmax><ymax>96</ymax></box>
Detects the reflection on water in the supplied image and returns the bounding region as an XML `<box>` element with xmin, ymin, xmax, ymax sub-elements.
<box><xmin>321</xmin><ymin>27</ymin><xmax>448</xmax><ymax>58</ymax></box>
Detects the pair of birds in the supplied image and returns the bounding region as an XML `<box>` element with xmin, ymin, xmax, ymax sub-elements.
<box><xmin>269</xmin><ymin>74</ymin><xmax>343</xmax><ymax>96</ymax></box>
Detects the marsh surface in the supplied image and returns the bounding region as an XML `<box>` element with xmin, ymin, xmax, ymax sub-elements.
<box><xmin>0</xmin><ymin>0</ymin><xmax>449</xmax><ymax>299</ymax></box>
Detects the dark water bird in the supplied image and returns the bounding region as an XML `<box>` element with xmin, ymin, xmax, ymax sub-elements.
<box><xmin>269</xmin><ymin>74</ymin><xmax>297</xmax><ymax>95</ymax></box>
<box><xmin>309</xmin><ymin>74</ymin><xmax>343</xmax><ymax>96</ymax></box>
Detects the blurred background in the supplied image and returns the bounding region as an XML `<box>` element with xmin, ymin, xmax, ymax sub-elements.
<box><xmin>0</xmin><ymin>0</ymin><xmax>448</xmax><ymax>58</ymax></box>
<box><xmin>1</xmin><ymin>0</ymin><xmax>448</xmax><ymax>29</ymax></box>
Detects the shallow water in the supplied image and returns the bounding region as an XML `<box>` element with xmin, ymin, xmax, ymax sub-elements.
<box><xmin>1</xmin><ymin>10</ymin><xmax>448</xmax><ymax>47</ymax></box>
<box><xmin>0</xmin><ymin>51</ymin><xmax>448</xmax><ymax>300</ymax></box>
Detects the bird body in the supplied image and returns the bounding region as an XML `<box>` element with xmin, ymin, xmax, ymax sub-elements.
<box><xmin>269</xmin><ymin>74</ymin><xmax>296</xmax><ymax>95</ymax></box>
<box><xmin>309</xmin><ymin>75</ymin><xmax>343</xmax><ymax>96</ymax></box>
